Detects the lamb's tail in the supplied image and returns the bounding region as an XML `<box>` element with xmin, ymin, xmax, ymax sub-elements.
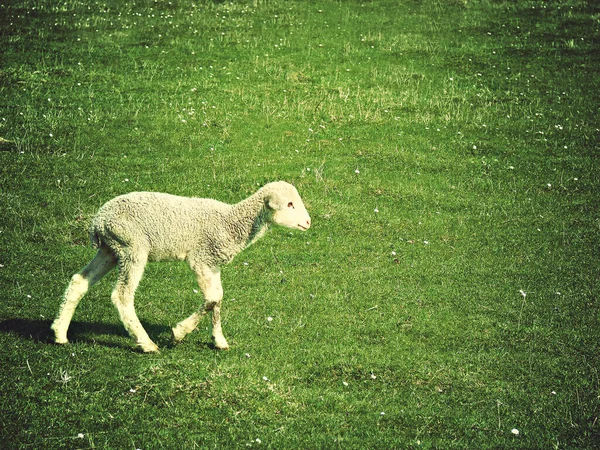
<box><xmin>89</xmin><ymin>221</ymin><xmax>102</xmax><ymax>249</ymax></box>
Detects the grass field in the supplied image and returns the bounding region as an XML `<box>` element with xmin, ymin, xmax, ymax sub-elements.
<box><xmin>1</xmin><ymin>0</ymin><xmax>599</xmax><ymax>448</ymax></box>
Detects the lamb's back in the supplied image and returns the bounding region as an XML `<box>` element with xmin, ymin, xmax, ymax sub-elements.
<box><xmin>91</xmin><ymin>192</ymin><xmax>231</xmax><ymax>261</ymax></box>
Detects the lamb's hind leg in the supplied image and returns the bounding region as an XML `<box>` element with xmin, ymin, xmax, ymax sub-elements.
<box><xmin>172</xmin><ymin>265</ymin><xmax>228</xmax><ymax>349</ymax></box>
<box><xmin>111</xmin><ymin>251</ymin><xmax>158</xmax><ymax>353</ymax></box>
<box><xmin>51</xmin><ymin>246</ymin><xmax>117</xmax><ymax>344</ymax></box>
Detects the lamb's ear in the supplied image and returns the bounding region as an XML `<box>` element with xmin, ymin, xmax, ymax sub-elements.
<box><xmin>265</xmin><ymin>195</ymin><xmax>283</xmax><ymax>210</ymax></box>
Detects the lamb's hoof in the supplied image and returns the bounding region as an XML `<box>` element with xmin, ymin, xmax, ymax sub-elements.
<box><xmin>54</xmin><ymin>337</ymin><xmax>69</xmax><ymax>345</ymax></box>
<box><xmin>139</xmin><ymin>342</ymin><xmax>160</xmax><ymax>353</ymax></box>
<box><xmin>213</xmin><ymin>336</ymin><xmax>229</xmax><ymax>350</ymax></box>
<box><xmin>171</xmin><ymin>327</ymin><xmax>185</xmax><ymax>343</ymax></box>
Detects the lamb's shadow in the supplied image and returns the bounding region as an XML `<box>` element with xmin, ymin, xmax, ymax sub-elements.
<box><xmin>0</xmin><ymin>318</ymin><xmax>53</xmax><ymax>343</ymax></box>
<box><xmin>0</xmin><ymin>318</ymin><xmax>174</xmax><ymax>351</ymax></box>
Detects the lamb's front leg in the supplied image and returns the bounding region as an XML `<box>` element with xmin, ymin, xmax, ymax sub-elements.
<box><xmin>209</xmin><ymin>296</ymin><xmax>228</xmax><ymax>350</ymax></box>
<box><xmin>172</xmin><ymin>311</ymin><xmax>205</xmax><ymax>343</ymax></box>
<box><xmin>173</xmin><ymin>264</ymin><xmax>228</xmax><ymax>349</ymax></box>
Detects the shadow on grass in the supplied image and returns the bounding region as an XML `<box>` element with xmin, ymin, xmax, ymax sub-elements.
<box><xmin>0</xmin><ymin>318</ymin><xmax>54</xmax><ymax>342</ymax></box>
<box><xmin>0</xmin><ymin>318</ymin><xmax>177</xmax><ymax>351</ymax></box>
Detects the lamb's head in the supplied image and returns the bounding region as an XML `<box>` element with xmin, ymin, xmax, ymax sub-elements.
<box><xmin>263</xmin><ymin>181</ymin><xmax>311</xmax><ymax>231</ymax></box>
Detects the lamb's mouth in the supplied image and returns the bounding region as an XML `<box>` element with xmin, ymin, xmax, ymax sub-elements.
<box><xmin>298</xmin><ymin>224</ymin><xmax>309</xmax><ymax>230</ymax></box>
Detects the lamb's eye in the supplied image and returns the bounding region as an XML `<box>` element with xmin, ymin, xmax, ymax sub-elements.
<box><xmin>287</xmin><ymin>202</ymin><xmax>294</xmax><ymax>209</ymax></box>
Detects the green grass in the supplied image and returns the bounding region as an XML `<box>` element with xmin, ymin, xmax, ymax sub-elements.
<box><xmin>1</xmin><ymin>0</ymin><xmax>599</xmax><ymax>448</ymax></box>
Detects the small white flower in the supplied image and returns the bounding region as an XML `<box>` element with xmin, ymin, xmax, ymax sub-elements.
<box><xmin>374</xmin><ymin>208</ymin><xmax>379</xmax><ymax>213</ymax></box>
<box><xmin>519</xmin><ymin>290</ymin><xmax>527</xmax><ymax>298</ymax></box>
<box><xmin>77</xmin><ymin>433</ymin><xmax>85</xmax><ymax>439</ymax></box>
<box><xmin>129</xmin><ymin>388</ymin><xmax>136</xmax><ymax>393</ymax></box>
<box><xmin>245</xmin><ymin>353</ymin><xmax>251</xmax><ymax>358</ymax></box>
<box><xmin>355</xmin><ymin>169</ymin><xmax>360</xmax><ymax>174</ymax></box>
<box><xmin>262</xmin><ymin>376</ymin><xmax>269</xmax><ymax>381</ymax></box>
<box><xmin>342</xmin><ymin>381</ymin><xmax>349</xmax><ymax>386</ymax></box>
<box><xmin>267</xmin><ymin>316</ymin><xmax>273</xmax><ymax>322</ymax></box>
<box><xmin>391</xmin><ymin>251</ymin><xmax>396</xmax><ymax>256</ymax></box>
<box><xmin>423</xmin><ymin>240</ymin><xmax>429</xmax><ymax>245</ymax></box>
<box><xmin>255</xmin><ymin>438</ymin><xmax>262</xmax><ymax>444</ymax></box>
<box><xmin>370</xmin><ymin>373</ymin><xmax>377</xmax><ymax>379</ymax></box>
<box><xmin>380</xmin><ymin>411</ymin><xmax>385</xmax><ymax>416</ymax></box>
<box><xmin>511</xmin><ymin>428</ymin><xmax>519</xmax><ymax>435</ymax></box>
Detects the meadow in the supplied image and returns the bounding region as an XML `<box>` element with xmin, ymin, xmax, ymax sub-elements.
<box><xmin>0</xmin><ymin>0</ymin><xmax>599</xmax><ymax>448</ymax></box>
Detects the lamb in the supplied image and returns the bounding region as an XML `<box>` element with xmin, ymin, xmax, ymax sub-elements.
<box><xmin>50</xmin><ymin>181</ymin><xmax>311</xmax><ymax>353</ymax></box>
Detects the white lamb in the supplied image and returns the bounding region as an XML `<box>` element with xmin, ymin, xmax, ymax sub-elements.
<box><xmin>51</xmin><ymin>181</ymin><xmax>311</xmax><ymax>353</ymax></box>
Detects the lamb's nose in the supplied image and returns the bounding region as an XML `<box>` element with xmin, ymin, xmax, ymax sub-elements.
<box><xmin>306</xmin><ymin>219</ymin><xmax>311</xmax><ymax>227</ymax></box>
